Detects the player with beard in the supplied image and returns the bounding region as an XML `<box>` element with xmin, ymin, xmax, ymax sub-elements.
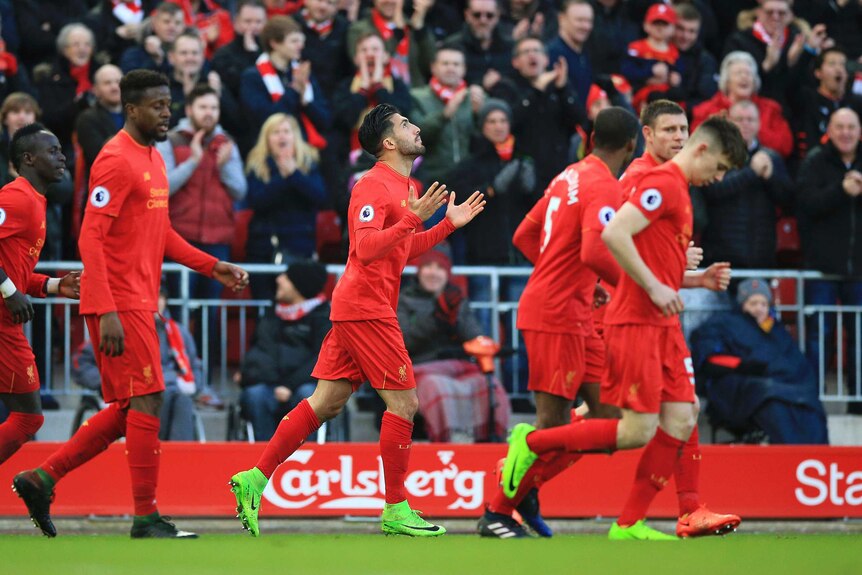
<box><xmin>229</xmin><ymin>103</ymin><xmax>485</xmax><ymax>537</ymax></box>
<box><xmin>13</xmin><ymin>70</ymin><xmax>249</xmax><ymax>539</ymax></box>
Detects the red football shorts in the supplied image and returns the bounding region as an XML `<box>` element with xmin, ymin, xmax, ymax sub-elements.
<box><xmin>584</xmin><ymin>330</ymin><xmax>605</xmax><ymax>383</ymax></box>
<box><xmin>85</xmin><ymin>311</ymin><xmax>164</xmax><ymax>405</ymax></box>
<box><xmin>312</xmin><ymin>317</ymin><xmax>416</xmax><ymax>391</ymax></box>
<box><xmin>601</xmin><ymin>324</ymin><xmax>695</xmax><ymax>413</ymax></box>
<box><xmin>0</xmin><ymin>319</ymin><xmax>39</xmax><ymax>394</ymax></box>
<box><xmin>523</xmin><ymin>330</ymin><xmax>585</xmax><ymax>401</ymax></box>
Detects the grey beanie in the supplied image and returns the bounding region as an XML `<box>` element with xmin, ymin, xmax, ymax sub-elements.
<box><xmin>478</xmin><ymin>98</ymin><xmax>513</xmax><ymax>126</ymax></box>
<box><xmin>736</xmin><ymin>278</ymin><xmax>772</xmax><ymax>307</ymax></box>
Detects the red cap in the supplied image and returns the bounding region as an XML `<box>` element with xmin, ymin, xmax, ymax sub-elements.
<box><xmin>586</xmin><ymin>84</ymin><xmax>609</xmax><ymax>111</ymax></box>
<box><xmin>645</xmin><ymin>3</ymin><xmax>677</xmax><ymax>25</ymax></box>
<box><xmin>416</xmin><ymin>249</ymin><xmax>452</xmax><ymax>273</ymax></box>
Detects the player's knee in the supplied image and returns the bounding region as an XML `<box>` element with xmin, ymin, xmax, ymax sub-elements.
<box><xmin>620</xmin><ymin>418</ymin><xmax>658</xmax><ymax>449</ymax></box>
<box><xmin>386</xmin><ymin>394</ymin><xmax>419</xmax><ymax>421</ymax></box>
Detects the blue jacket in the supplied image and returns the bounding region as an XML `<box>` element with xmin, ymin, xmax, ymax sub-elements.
<box><xmin>239</xmin><ymin>65</ymin><xmax>332</xmax><ymax>136</ymax></box>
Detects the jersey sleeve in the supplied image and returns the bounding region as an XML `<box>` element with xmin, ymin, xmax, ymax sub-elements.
<box><xmin>582</xmin><ymin>182</ymin><xmax>622</xmax><ymax>235</ymax></box>
<box><xmin>351</xmin><ymin>179</ymin><xmax>391</xmax><ymax>232</ymax></box>
<box><xmin>0</xmin><ymin>190</ymin><xmax>27</xmax><ymax>240</ymax></box>
<box><xmin>85</xmin><ymin>152</ymin><xmax>132</xmax><ymax>218</ymax></box>
<box><xmin>628</xmin><ymin>172</ymin><xmax>675</xmax><ymax>223</ymax></box>
<box><xmin>513</xmin><ymin>195</ymin><xmax>549</xmax><ymax>264</ymax></box>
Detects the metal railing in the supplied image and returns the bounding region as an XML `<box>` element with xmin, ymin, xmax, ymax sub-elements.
<box><xmin>24</xmin><ymin>262</ymin><xmax>862</xmax><ymax>403</ymax></box>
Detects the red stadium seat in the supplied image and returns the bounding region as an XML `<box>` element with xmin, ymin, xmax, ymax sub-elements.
<box><xmin>230</xmin><ymin>209</ymin><xmax>254</xmax><ymax>262</ymax></box>
<box><xmin>316</xmin><ymin>210</ymin><xmax>343</xmax><ymax>263</ymax></box>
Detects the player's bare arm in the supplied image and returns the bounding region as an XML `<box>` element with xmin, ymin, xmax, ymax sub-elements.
<box><xmin>682</xmin><ymin>262</ymin><xmax>731</xmax><ymax>291</ymax></box>
<box><xmin>408</xmin><ymin>181</ymin><xmax>450</xmax><ymax>221</ymax></box>
<box><xmin>0</xmin><ymin>267</ymin><xmax>34</xmax><ymax>324</ymax></box>
<box><xmin>601</xmin><ymin>203</ymin><xmax>683</xmax><ymax>317</ymax></box>
<box><xmin>212</xmin><ymin>261</ymin><xmax>249</xmax><ymax>292</ymax></box>
<box><xmin>99</xmin><ymin>312</ymin><xmax>125</xmax><ymax>357</ymax></box>
<box><xmin>444</xmin><ymin>190</ymin><xmax>485</xmax><ymax>228</ymax></box>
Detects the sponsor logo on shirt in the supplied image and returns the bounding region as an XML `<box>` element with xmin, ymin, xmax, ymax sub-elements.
<box><xmin>640</xmin><ymin>188</ymin><xmax>663</xmax><ymax>211</ymax></box>
<box><xmin>90</xmin><ymin>186</ymin><xmax>111</xmax><ymax>208</ymax></box>
<box><xmin>148</xmin><ymin>187</ymin><xmax>169</xmax><ymax>209</ymax></box>
<box><xmin>598</xmin><ymin>206</ymin><xmax>616</xmax><ymax>226</ymax></box>
<box><xmin>359</xmin><ymin>205</ymin><xmax>374</xmax><ymax>222</ymax></box>
<box><xmin>0</xmin><ymin>207</ymin><xmax>5</xmax><ymax>226</ymax></box>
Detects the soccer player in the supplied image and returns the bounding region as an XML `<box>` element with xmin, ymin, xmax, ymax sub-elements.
<box><xmin>13</xmin><ymin>70</ymin><xmax>249</xmax><ymax>539</ymax></box>
<box><xmin>502</xmin><ymin>115</ymin><xmax>747</xmax><ymax>540</ymax></box>
<box><xmin>229</xmin><ymin>103</ymin><xmax>485</xmax><ymax>538</ymax></box>
<box><xmin>478</xmin><ymin>107</ymin><xmax>640</xmax><ymax>539</ymax></box>
<box><xmin>0</xmin><ymin>123</ymin><xmax>80</xmax><ymax>466</ymax></box>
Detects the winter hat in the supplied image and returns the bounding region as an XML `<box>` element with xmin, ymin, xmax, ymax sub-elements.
<box><xmin>736</xmin><ymin>278</ymin><xmax>772</xmax><ymax>308</ymax></box>
<box><xmin>416</xmin><ymin>249</ymin><xmax>452</xmax><ymax>273</ymax></box>
<box><xmin>285</xmin><ymin>260</ymin><xmax>329</xmax><ymax>299</ymax></box>
<box><xmin>478</xmin><ymin>98</ymin><xmax>513</xmax><ymax>127</ymax></box>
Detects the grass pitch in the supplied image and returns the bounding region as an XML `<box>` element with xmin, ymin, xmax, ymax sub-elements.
<box><xmin>2</xmin><ymin>533</ymin><xmax>861</xmax><ymax>575</ymax></box>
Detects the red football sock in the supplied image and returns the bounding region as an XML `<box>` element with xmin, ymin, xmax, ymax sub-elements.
<box><xmin>0</xmin><ymin>412</ymin><xmax>44</xmax><ymax>464</ymax></box>
<box><xmin>41</xmin><ymin>403</ymin><xmax>126</xmax><ymax>482</ymax></box>
<box><xmin>126</xmin><ymin>410</ymin><xmax>161</xmax><ymax>517</ymax></box>
<box><xmin>675</xmin><ymin>426</ymin><xmax>701</xmax><ymax>515</ymax></box>
<box><xmin>526</xmin><ymin>419</ymin><xmax>618</xmax><ymax>454</ymax></box>
<box><xmin>255</xmin><ymin>399</ymin><xmax>321</xmax><ymax>479</ymax></box>
<box><xmin>488</xmin><ymin>450</ymin><xmax>584</xmax><ymax>515</ymax></box>
<box><xmin>536</xmin><ymin>451</ymin><xmax>583</xmax><ymax>487</ymax></box>
<box><xmin>617</xmin><ymin>428</ymin><xmax>685</xmax><ymax>527</ymax></box>
<box><xmin>379</xmin><ymin>411</ymin><xmax>414</xmax><ymax>505</ymax></box>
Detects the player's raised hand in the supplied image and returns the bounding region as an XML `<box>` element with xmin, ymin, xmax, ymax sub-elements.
<box><xmin>409</xmin><ymin>181</ymin><xmax>449</xmax><ymax>221</ymax></box>
<box><xmin>445</xmin><ymin>190</ymin><xmax>486</xmax><ymax>229</ymax></box>
<box><xmin>213</xmin><ymin>261</ymin><xmax>250</xmax><ymax>292</ymax></box>
<box><xmin>686</xmin><ymin>241</ymin><xmax>703</xmax><ymax>270</ymax></box>
<box><xmin>702</xmin><ymin>262</ymin><xmax>732</xmax><ymax>292</ymax></box>
<box><xmin>99</xmin><ymin>311</ymin><xmax>125</xmax><ymax>357</ymax></box>
<box><xmin>647</xmin><ymin>282</ymin><xmax>684</xmax><ymax>317</ymax></box>
<box><xmin>59</xmin><ymin>271</ymin><xmax>81</xmax><ymax>299</ymax></box>
<box><xmin>3</xmin><ymin>290</ymin><xmax>34</xmax><ymax>324</ymax></box>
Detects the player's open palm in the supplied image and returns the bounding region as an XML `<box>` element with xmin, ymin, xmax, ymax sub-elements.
<box><xmin>445</xmin><ymin>190</ymin><xmax>486</xmax><ymax>229</ymax></box>
<box><xmin>648</xmin><ymin>282</ymin><xmax>684</xmax><ymax>317</ymax></box>
<box><xmin>4</xmin><ymin>291</ymin><xmax>34</xmax><ymax>324</ymax></box>
<box><xmin>59</xmin><ymin>271</ymin><xmax>81</xmax><ymax>300</ymax></box>
<box><xmin>409</xmin><ymin>181</ymin><xmax>449</xmax><ymax>221</ymax></box>
<box><xmin>213</xmin><ymin>261</ymin><xmax>250</xmax><ymax>292</ymax></box>
<box><xmin>702</xmin><ymin>262</ymin><xmax>731</xmax><ymax>292</ymax></box>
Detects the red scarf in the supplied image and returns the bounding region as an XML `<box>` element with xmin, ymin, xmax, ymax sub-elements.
<box><xmin>164</xmin><ymin>318</ymin><xmax>195</xmax><ymax>388</ymax></box>
<box><xmin>0</xmin><ymin>40</ymin><xmax>18</xmax><ymax>75</ymax></box>
<box><xmin>371</xmin><ymin>8</ymin><xmax>410</xmax><ymax>83</ymax></box>
<box><xmin>494</xmin><ymin>135</ymin><xmax>515</xmax><ymax>161</ymax></box>
<box><xmin>752</xmin><ymin>21</ymin><xmax>788</xmax><ymax>50</ymax></box>
<box><xmin>69</xmin><ymin>62</ymin><xmax>92</xmax><ymax>96</ymax></box>
<box><xmin>275</xmin><ymin>295</ymin><xmax>326</xmax><ymax>321</ymax></box>
<box><xmin>255</xmin><ymin>52</ymin><xmax>328</xmax><ymax>149</ymax></box>
<box><xmin>302</xmin><ymin>9</ymin><xmax>333</xmax><ymax>37</ymax></box>
<box><xmin>429</xmin><ymin>76</ymin><xmax>466</xmax><ymax>104</ymax></box>
<box><xmin>266</xmin><ymin>0</ymin><xmax>303</xmax><ymax>17</ymax></box>
<box><xmin>112</xmin><ymin>0</ymin><xmax>143</xmax><ymax>24</ymax></box>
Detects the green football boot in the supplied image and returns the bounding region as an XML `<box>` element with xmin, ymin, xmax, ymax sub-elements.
<box><xmin>229</xmin><ymin>468</ymin><xmax>268</xmax><ymax>537</ymax></box>
<box><xmin>500</xmin><ymin>423</ymin><xmax>538</xmax><ymax>498</ymax></box>
<box><xmin>608</xmin><ymin>520</ymin><xmax>679</xmax><ymax>541</ymax></box>
<box><xmin>381</xmin><ymin>500</ymin><xmax>446</xmax><ymax>537</ymax></box>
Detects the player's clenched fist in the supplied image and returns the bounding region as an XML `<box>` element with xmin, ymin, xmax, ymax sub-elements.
<box><xmin>212</xmin><ymin>261</ymin><xmax>250</xmax><ymax>292</ymax></box>
<box><xmin>701</xmin><ymin>262</ymin><xmax>731</xmax><ymax>292</ymax></box>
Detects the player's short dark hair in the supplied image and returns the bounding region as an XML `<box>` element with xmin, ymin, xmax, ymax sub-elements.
<box><xmin>674</xmin><ymin>2</ymin><xmax>701</xmax><ymax>22</ymax></box>
<box><xmin>260</xmin><ymin>15</ymin><xmax>301</xmax><ymax>54</ymax></box>
<box><xmin>187</xmin><ymin>83</ymin><xmax>218</xmax><ymax>106</ymax></box>
<box><xmin>695</xmin><ymin>115</ymin><xmax>748</xmax><ymax>169</ymax></box>
<box><xmin>814</xmin><ymin>46</ymin><xmax>847</xmax><ymax>70</ymax></box>
<box><xmin>593</xmin><ymin>107</ymin><xmax>640</xmax><ymax>151</ymax></box>
<box><xmin>120</xmin><ymin>69</ymin><xmax>170</xmax><ymax>108</ymax></box>
<box><xmin>358</xmin><ymin>103</ymin><xmax>400</xmax><ymax>157</ymax></box>
<box><xmin>10</xmin><ymin>122</ymin><xmax>50</xmax><ymax>171</ymax></box>
<box><xmin>640</xmin><ymin>99</ymin><xmax>686</xmax><ymax>128</ymax></box>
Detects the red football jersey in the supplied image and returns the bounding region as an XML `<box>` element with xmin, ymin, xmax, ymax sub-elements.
<box><xmin>627</xmin><ymin>39</ymin><xmax>680</xmax><ymax>66</ymax></box>
<box><xmin>605</xmin><ymin>161</ymin><xmax>692</xmax><ymax>327</ymax></box>
<box><xmin>517</xmin><ymin>155</ymin><xmax>624</xmax><ymax>333</ymax></box>
<box><xmin>619</xmin><ymin>152</ymin><xmax>660</xmax><ymax>200</ymax></box>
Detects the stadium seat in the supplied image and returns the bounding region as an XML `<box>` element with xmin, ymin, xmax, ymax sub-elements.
<box><xmin>316</xmin><ymin>210</ymin><xmax>343</xmax><ymax>263</ymax></box>
<box><xmin>230</xmin><ymin>208</ymin><xmax>254</xmax><ymax>262</ymax></box>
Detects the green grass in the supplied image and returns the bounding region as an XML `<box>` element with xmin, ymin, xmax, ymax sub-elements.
<box><xmin>2</xmin><ymin>534</ymin><xmax>861</xmax><ymax>575</ymax></box>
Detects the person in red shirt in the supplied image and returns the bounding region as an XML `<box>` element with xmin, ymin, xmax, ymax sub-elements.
<box><xmin>229</xmin><ymin>103</ymin><xmax>485</xmax><ymax>538</ymax></box>
<box><xmin>0</xmin><ymin>123</ymin><xmax>80</xmax><ymax>466</ymax></box>
<box><xmin>501</xmin><ymin>116</ymin><xmax>748</xmax><ymax>540</ymax></box>
<box><xmin>13</xmin><ymin>70</ymin><xmax>249</xmax><ymax>539</ymax></box>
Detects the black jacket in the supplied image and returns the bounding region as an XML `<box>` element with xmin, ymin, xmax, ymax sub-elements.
<box><xmin>441</xmin><ymin>25</ymin><xmax>515</xmax><ymax>87</ymax></box>
<box><xmin>797</xmin><ymin>142</ymin><xmax>862</xmax><ymax>277</ymax></box>
<box><xmin>295</xmin><ymin>12</ymin><xmax>352</xmax><ymax>101</ymax></box>
<box><xmin>74</xmin><ymin>102</ymin><xmax>121</xmax><ymax>173</ymax></box>
<box><xmin>240</xmin><ymin>301</ymin><xmax>331</xmax><ymax>391</ymax></box>
<box><xmin>33</xmin><ymin>56</ymin><xmax>96</xmax><ymax>154</ymax></box>
<box><xmin>210</xmin><ymin>35</ymin><xmax>261</xmax><ymax>102</ymax></box>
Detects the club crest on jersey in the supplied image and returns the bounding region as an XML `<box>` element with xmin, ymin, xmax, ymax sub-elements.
<box><xmin>0</xmin><ymin>207</ymin><xmax>6</xmax><ymax>226</ymax></box>
<box><xmin>359</xmin><ymin>204</ymin><xmax>374</xmax><ymax>222</ymax></box>
<box><xmin>90</xmin><ymin>186</ymin><xmax>111</xmax><ymax>208</ymax></box>
<box><xmin>640</xmin><ymin>188</ymin><xmax>662</xmax><ymax>211</ymax></box>
<box><xmin>598</xmin><ymin>206</ymin><xmax>615</xmax><ymax>226</ymax></box>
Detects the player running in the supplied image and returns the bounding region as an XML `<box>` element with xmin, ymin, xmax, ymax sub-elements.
<box><xmin>13</xmin><ymin>70</ymin><xmax>249</xmax><ymax>539</ymax></box>
<box><xmin>0</xmin><ymin>123</ymin><xmax>80</xmax><ymax>468</ymax></box>
<box><xmin>229</xmin><ymin>103</ymin><xmax>485</xmax><ymax>537</ymax></box>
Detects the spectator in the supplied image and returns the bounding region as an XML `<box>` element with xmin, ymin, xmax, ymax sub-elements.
<box><xmin>157</xmin><ymin>84</ymin><xmax>247</xmax><ymax>301</ymax></box>
<box><xmin>568</xmin><ymin>83</ymin><xmax>611</xmax><ymax>161</ymax></box>
<box><xmin>692</xmin><ymin>50</ymin><xmax>793</xmax><ymax>158</ymax></box>
<box><xmin>240</xmin><ymin>15</ymin><xmax>332</xmax><ymax>149</ymax></box>
<box><xmin>171</xmin><ymin>0</ymin><xmax>235</xmax><ymax>58</ymax></box>
<box><xmin>698</xmin><ymin>100</ymin><xmax>793</xmax><ymax>269</ymax></box>
<box><xmin>239</xmin><ymin>261</ymin><xmax>330</xmax><ymax>441</ymax></box>
<box><xmin>211</xmin><ymin>0</ymin><xmax>267</xmax><ymax>104</ymax></box>
<box><xmin>690</xmin><ymin>278</ymin><xmax>829</xmax><ymax>444</ymax></box>
<box><xmin>264</xmin><ymin>0</ymin><xmax>303</xmax><ymax>17</ymax></box>
<box><xmin>346</xmin><ymin>0</ymin><xmax>436</xmax><ymax>86</ymax></box>
<box><xmin>546</xmin><ymin>0</ymin><xmax>594</xmax><ymax>111</ymax></box>
<box><xmin>0</xmin><ymin>93</ymin><xmax>41</xmax><ymax>184</ymax></box>
<box><xmin>588</xmin><ymin>0</ymin><xmax>640</xmax><ymax>77</ymax></box>
<box><xmin>118</xmin><ymin>1</ymin><xmax>187</xmax><ymax>74</ymax></box>
<box><xmin>410</xmin><ymin>46</ymin><xmax>483</xmax><ymax>201</ymax></box>
<box><xmin>0</xmin><ymin>18</ymin><xmax>33</xmax><ymax>104</ymax></box>
<box><xmin>14</xmin><ymin>0</ymin><xmax>89</xmax><ymax>70</ymax></box>
<box><xmin>490</xmin><ymin>36</ymin><xmax>587</xmax><ymax>195</ymax></box>
<box><xmin>499</xmin><ymin>0</ymin><xmax>555</xmax><ymax>42</ymax></box>
<box><xmin>723</xmin><ymin>0</ymin><xmax>828</xmax><ymax>105</ymax></box>
<box><xmin>622</xmin><ymin>4</ymin><xmax>682</xmax><ymax>112</ymax></box>
<box><xmin>295</xmin><ymin>0</ymin><xmax>352</xmax><ymax>100</ymax></box>
<box><xmin>245</xmin><ymin>113</ymin><xmax>327</xmax><ymax>298</ymax></box>
<box><xmin>442</xmin><ymin>0</ymin><xmax>515</xmax><ymax>90</ymax></box>
<box><xmin>73</xmin><ymin>286</ymin><xmax>205</xmax><ymax>441</ymax></box>
<box><xmin>33</xmin><ymin>22</ymin><xmax>97</xmax><ymax>161</ymax></box>
<box><xmin>94</xmin><ymin>0</ymin><xmax>160</xmax><ymax>63</ymax></box>
<box><xmin>792</xmin><ymin>47</ymin><xmax>862</xmax><ymax>160</ymax></box>
<box><xmin>797</xmin><ymin>108</ymin><xmax>862</xmax><ymax>414</ymax></box>
<box><xmin>398</xmin><ymin>250</ymin><xmax>510</xmax><ymax>442</ymax></box>
<box><xmin>670</xmin><ymin>2</ymin><xmax>718</xmax><ymax>111</ymax></box>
